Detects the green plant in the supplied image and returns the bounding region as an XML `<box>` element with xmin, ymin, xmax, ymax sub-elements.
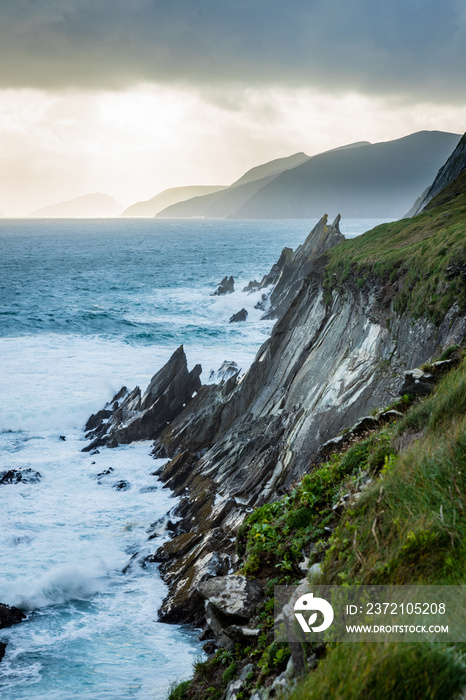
<box><xmin>222</xmin><ymin>662</ymin><xmax>237</xmax><ymax>685</ymax></box>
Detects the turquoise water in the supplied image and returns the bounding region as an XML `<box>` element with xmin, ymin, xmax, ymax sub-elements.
<box><xmin>0</xmin><ymin>217</ymin><xmax>386</xmax><ymax>699</ymax></box>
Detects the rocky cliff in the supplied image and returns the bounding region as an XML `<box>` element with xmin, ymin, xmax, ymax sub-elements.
<box><xmin>409</xmin><ymin>132</ymin><xmax>466</xmax><ymax>215</ymax></box>
<box><xmin>84</xmin><ymin>175</ymin><xmax>466</xmax><ymax>627</ymax></box>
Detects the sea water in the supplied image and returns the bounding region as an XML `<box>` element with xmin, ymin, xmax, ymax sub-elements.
<box><xmin>0</xmin><ymin>217</ymin><xmax>387</xmax><ymax>699</ymax></box>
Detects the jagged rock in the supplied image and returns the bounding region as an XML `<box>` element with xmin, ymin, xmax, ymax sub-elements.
<box><xmin>229</xmin><ymin>309</ymin><xmax>248</xmax><ymax>323</ymax></box>
<box><xmin>110</xmin><ymin>386</ymin><xmax>128</xmax><ymax>403</ymax></box>
<box><xmin>0</xmin><ymin>603</ymin><xmax>26</xmax><ymax>629</ymax></box>
<box><xmin>82</xmin><ymin>208</ymin><xmax>465</xmax><ymax>629</ymax></box>
<box><xmin>0</xmin><ymin>468</ymin><xmax>41</xmax><ymax>485</ymax></box>
<box><xmin>208</xmin><ymin>361</ymin><xmax>240</xmax><ymax>383</ymax></box>
<box><xmin>82</xmin><ymin>346</ymin><xmax>202</xmax><ymax>450</ymax></box>
<box><xmin>84</xmin><ymin>409</ymin><xmax>112</xmax><ymax>432</ymax></box>
<box><xmin>198</xmin><ymin>575</ymin><xmax>262</xmax><ymax>620</ymax></box>
<box><xmin>254</xmin><ymin>293</ymin><xmax>270</xmax><ymax>311</ymax></box>
<box><xmin>211</xmin><ymin>276</ymin><xmax>235</xmax><ymax>296</ymax></box>
<box><xmin>112</xmin><ymin>480</ymin><xmax>130</xmax><ymax>491</ymax></box>
<box><xmin>260</xmin><ymin>214</ymin><xmax>345</xmax><ymax>319</ymax></box>
<box><xmin>242</xmin><ymin>280</ymin><xmax>260</xmax><ymax>293</ymax></box>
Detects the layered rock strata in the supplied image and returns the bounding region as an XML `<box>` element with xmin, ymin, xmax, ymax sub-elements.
<box><xmin>84</xmin><ymin>214</ymin><xmax>466</xmax><ymax>626</ymax></box>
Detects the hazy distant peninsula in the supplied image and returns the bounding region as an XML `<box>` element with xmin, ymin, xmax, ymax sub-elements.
<box><xmin>120</xmin><ymin>185</ymin><xmax>228</xmax><ymax>217</ymax></box>
<box><xmin>30</xmin><ymin>193</ymin><xmax>122</xmax><ymax>218</ymax></box>
<box><xmin>157</xmin><ymin>131</ymin><xmax>460</xmax><ymax>220</ymax></box>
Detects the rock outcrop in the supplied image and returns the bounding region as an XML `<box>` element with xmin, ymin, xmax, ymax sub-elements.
<box><xmin>0</xmin><ymin>603</ymin><xmax>26</xmax><ymax>629</ymax></box>
<box><xmin>409</xmin><ymin>133</ymin><xmax>466</xmax><ymax>215</ymax></box>
<box><xmin>83</xmin><ymin>346</ymin><xmax>201</xmax><ymax>451</ymax></box>
<box><xmin>229</xmin><ymin>309</ymin><xmax>248</xmax><ymax>323</ymax></box>
<box><xmin>244</xmin><ymin>214</ymin><xmax>344</xmax><ymax>319</ymax></box>
<box><xmin>211</xmin><ymin>276</ymin><xmax>235</xmax><ymax>296</ymax></box>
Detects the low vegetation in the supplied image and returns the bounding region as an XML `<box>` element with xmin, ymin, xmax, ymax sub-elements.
<box><xmin>323</xmin><ymin>170</ymin><xmax>466</xmax><ymax>323</ymax></box>
<box><xmin>169</xmin><ymin>348</ymin><xmax>466</xmax><ymax>700</ymax></box>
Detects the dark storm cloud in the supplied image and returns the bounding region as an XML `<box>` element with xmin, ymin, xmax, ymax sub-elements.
<box><xmin>0</xmin><ymin>0</ymin><xmax>464</xmax><ymax>102</ymax></box>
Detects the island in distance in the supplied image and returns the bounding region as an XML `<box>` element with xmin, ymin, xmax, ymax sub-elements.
<box><xmin>119</xmin><ymin>185</ymin><xmax>228</xmax><ymax>217</ymax></box>
<box><xmin>30</xmin><ymin>192</ymin><xmax>122</xmax><ymax>218</ymax></box>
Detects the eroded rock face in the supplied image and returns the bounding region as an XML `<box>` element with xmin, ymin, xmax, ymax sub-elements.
<box><xmin>243</xmin><ymin>214</ymin><xmax>344</xmax><ymax>319</ymax></box>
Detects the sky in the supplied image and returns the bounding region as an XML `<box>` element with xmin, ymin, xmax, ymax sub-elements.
<box><xmin>0</xmin><ymin>0</ymin><xmax>465</xmax><ymax>216</ymax></box>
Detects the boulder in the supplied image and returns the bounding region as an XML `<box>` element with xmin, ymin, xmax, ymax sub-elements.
<box><xmin>400</xmin><ymin>368</ymin><xmax>436</xmax><ymax>396</ymax></box>
<box><xmin>229</xmin><ymin>309</ymin><xmax>248</xmax><ymax>323</ymax></box>
<box><xmin>0</xmin><ymin>603</ymin><xmax>26</xmax><ymax>629</ymax></box>
<box><xmin>0</xmin><ymin>468</ymin><xmax>41</xmax><ymax>486</ymax></box>
<box><xmin>198</xmin><ymin>575</ymin><xmax>262</xmax><ymax>620</ymax></box>
<box><xmin>211</xmin><ymin>276</ymin><xmax>235</xmax><ymax>296</ymax></box>
<box><xmin>0</xmin><ymin>642</ymin><xmax>6</xmax><ymax>662</ymax></box>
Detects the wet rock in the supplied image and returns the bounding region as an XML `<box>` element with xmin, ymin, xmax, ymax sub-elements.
<box><xmin>112</xmin><ymin>480</ymin><xmax>130</xmax><ymax>491</ymax></box>
<box><xmin>229</xmin><ymin>309</ymin><xmax>248</xmax><ymax>323</ymax></box>
<box><xmin>0</xmin><ymin>642</ymin><xmax>6</xmax><ymax>662</ymax></box>
<box><xmin>110</xmin><ymin>386</ymin><xmax>128</xmax><ymax>403</ymax></box>
<box><xmin>59</xmin><ymin>435</ymin><xmax>66</xmax><ymax>441</ymax></box>
<box><xmin>208</xmin><ymin>360</ymin><xmax>239</xmax><ymax>383</ymax></box>
<box><xmin>0</xmin><ymin>603</ymin><xmax>26</xmax><ymax>629</ymax></box>
<box><xmin>211</xmin><ymin>276</ymin><xmax>235</xmax><ymax>296</ymax></box>
<box><xmin>0</xmin><ymin>468</ymin><xmax>41</xmax><ymax>486</ymax></box>
<box><xmin>242</xmin><ymin>280</ymin><xmax>260</xmax><ymax>293</ymax></box>
<box><xmin>84</xmin><ymin>409</ymin><xmax>112</xmax><ymax>432</ymax></box>
<box><xmin>254</xmin><ymin>293</ymin><xmax>269</xmax><ymax>311</ymax></box>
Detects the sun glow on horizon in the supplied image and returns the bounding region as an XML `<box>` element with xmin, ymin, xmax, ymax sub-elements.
<box><xmin>0</xmin><ymin>83</ymin><xmax>465</xmax><ymax>217</ymax></box>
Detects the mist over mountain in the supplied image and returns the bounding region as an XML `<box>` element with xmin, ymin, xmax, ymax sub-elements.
<box><xmin>156</xmin><ymin>152</ymin><xmax>311</xmax><ymax>218</ymax></box>
<box><xmin>30</xmin><ymin>193</ymin><xmax>122</xmax><ymax>218</ymax></box>
<box><xmin>120</xmin><ymin>185</ymin><xmax>227</xmax><ymax>217</ymax></box>
<box><xmin>157</xmin><ymin>131</ymin><xmax>460</xmax><ymax>220</ymax></box>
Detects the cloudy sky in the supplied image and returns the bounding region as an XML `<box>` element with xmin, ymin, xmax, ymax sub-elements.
<box><xmin>0</xmin><ymin>0</ymin><xmax>465</xmax><ymax>216</ymax></box>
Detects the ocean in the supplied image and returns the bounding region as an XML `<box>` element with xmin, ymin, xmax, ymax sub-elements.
<box><xmin>0</xmin><ymin>217</ymin><xmax>387</xmax><ymax>699</ymax></box>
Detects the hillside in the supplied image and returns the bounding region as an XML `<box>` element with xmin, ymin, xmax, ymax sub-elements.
<box><xmin>157</xmin><ymin>131</ymin><xmax>459</xmax><ymax>220</ymax></box>
<box><xmin>30</xmin><ymin>193</ymin><xmax>122</xmax><ymax>218</ymax></box>
<box><xmin>156</xmin><ymin>152</ymin><xmax>310</xmax><ymax>218</ymax></box>
<box><xmin>120</xmin><ymin>185</ymin><xmax>227</xmax><ymax>217</ymax></box>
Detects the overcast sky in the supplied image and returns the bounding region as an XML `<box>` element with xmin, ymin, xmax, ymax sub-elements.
<box><xmin>0</xmin><ymin>0</ymin><xmax>465</xmax><ymax>215</ymax></box>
